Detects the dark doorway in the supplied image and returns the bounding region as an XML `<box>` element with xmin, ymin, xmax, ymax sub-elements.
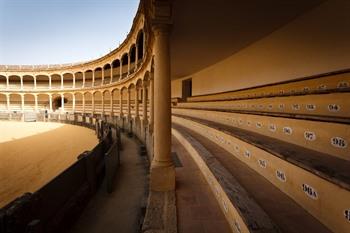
<box><xmin>182</xmin><ymin>78</ymin><xmax>192</xmax><ymax>100</ymax></box>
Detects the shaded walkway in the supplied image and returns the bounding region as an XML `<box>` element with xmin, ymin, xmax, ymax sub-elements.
<box><xmin>69</xmin><ymin>134</ymin><xmax>149</xmax><ymax>233</ymax></box>
<box><xmin>172</xmin><ymin>136</ymin><xmax>231</xmax><ymax>233</ymax></box>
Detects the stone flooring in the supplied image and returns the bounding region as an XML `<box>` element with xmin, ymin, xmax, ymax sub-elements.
<box><xmin>172</xmin><ymin>136</ymin><xmax>231</xmax><ymax>233</ymax></box>
<box><xmin>69</xmin><ymin>133</ymin><xmax>149</xmax><ymax>233</ymax></box>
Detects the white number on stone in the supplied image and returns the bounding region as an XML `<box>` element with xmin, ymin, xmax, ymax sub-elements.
<box><xmin>331</xmin><ymin>137</ymin><xmax>348</xmax><ymax>149</ymax></box>
<box><xmin>303</xmin><ymin>87</ymin><xmax>310</xmax><ymax>92</ymax></box>
<box><xmin>279</xmin><ymin>104</ymin><xmax>284</xmax><ymax>110</ymax></box>
<box><xmin>304</xmin><ymin>131</ymin><xmax>316</xmax><ymax>141</ymax></box>
<box><xmin>276</xmin><ymin>170</ymin><xmax>287</xmax><ymax>182</ymax></box>
<box><xmin>292</xmin><ymin>104</ymin><xmax>300</xmax><ymax>110</ymax></box>
<box><xmin>247</xmin><ymin>121</ymin><xmax>251</xmax><ymax>127</ymax></box>
<box><xmin>234</xmin><ymin>221</ymin><xmax>241</xmax><ymax>233</ymax></box>
<box><xmin>256</xmin><ymin>122</ymin><xmax>262</xmax><ymax>129</ymax></box>
<box><xmin>244</xmin><ymin>150</ymin><xmax>251</xmax><ymax>158</ymax></box>
<box><xmin>306</xmin><ymin>104</ymin><xmax>316</xmax><ymax>111</ymax></box>
<box><xmin>337</xmin><ymin>81</ymin><xmax>349</xmax><ymax>89</ymax></box>
<box><xmin>345</xmin><ymin>209</ymin><xmax>350</xmax><ymax>222</ymax></box>
<box><xmin>302</xmin><ymin>184</ymin><xmax>318</xmax><ymax>199</ymax></box>
<box><xmin>258</xmin><ymin>159</ymin><xmax>267</xmax><ymax>168</ymax></box>
<box><xmin>268</xmin><ymin>104</ymin><xmax>273</xmax><ymax>110</ymax></box>
<box><xmin>283</xmin><ymin>127</ymin><xmax>293</xmax><ymax>135</ymax></box>
<box><xmin>269</xmin><ymin>124</ymin><xmax>277</xmax><ymax>132</ymax></box>
<box><xmin>328</xmin><ymin>104</ymin><xmax>340</xmax><ymax>112</ymax></box>
<box><xmin>318</xmin><ymin>84</ymin><xmax>327</xmax><ymax>90</ymax></box>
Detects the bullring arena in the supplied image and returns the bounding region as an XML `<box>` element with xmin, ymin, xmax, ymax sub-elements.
<box><xmin>0</xmin><ymin>121</ymin><xmax>97</xmax><ymax>208</ymax></box>
<box><xmin>1</xmin><ymin>0</ymin><xmax>350</xmax><ymax>233</ymax></box>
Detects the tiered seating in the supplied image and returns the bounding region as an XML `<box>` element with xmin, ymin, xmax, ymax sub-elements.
<box><xmin>172</xmin><ymin>72</ymin><xmax>350</xmax><ymax>233</ymax></box>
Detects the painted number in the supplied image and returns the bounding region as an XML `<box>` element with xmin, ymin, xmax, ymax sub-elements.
<box><xmin>256</xmin><ymin>122</ymin><xmax>262</xmax><ymax>128</ymax></box>
<box><xmin>244</xmin><ymin>150</ymin><xmax>251</xmax><ymax>158</ymax></box>
<box><xmin>283</xmin><ymin>127</ymin><xmax>293</xmax><ymax>135</ymax></box>
<box><xmin>292</xmin><ymin>104</ymin><xmax>300</xmax><ymax>111</ymax></box>
<box><xmin>345</xmin><ymin>209</ymin><xmax>350</xmax><ymax>222</ymax></box>
<box><xmin>258</xmin><ymin>159</ymin><xmax>267</xmax><ymax>168</ymax></box>
<box><xmin>302</xmin><ymin>184</ymin><xmax>318</xmax><ymax>200</ymax></box>
<box><xmin>304</xmin><ymin>131</ymin><xmax>316</xmax><ymax>141</ymax></box>
<box><xmin>306</xmin><ymin>104</ymin><xmax>316</xmax><ymax>111</ymax></box>
<box><xmin>331</xmin><ymin>137</ymin><xmax>348</xmax><ymax>149</ymax></box>
<box><xmin>269</xmin><ymin>124</ymin><xmax>277</xmax><ymax>132</ymax></box>
<box><xmin>328</xmin><ymin>104</ymin><xmax>340</xmax><ymax>112</ymax></box>
<box><xmin>337</xmin><ymin>81</ymin><xmax>349</xmax><ymax>89</ymax></box>
<box><xmin>276</xmin><ymin>170</ymin><xmax>287</xmax><ymax>182</ymax></box>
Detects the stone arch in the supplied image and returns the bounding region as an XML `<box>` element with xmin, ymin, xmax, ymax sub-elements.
<box><xmin>63</xmin><ymin>73</ymin><xmax>74</xmax><ymax>88</ymax></box>
<box><xmin>8</xmin><ymin>75</ymin><xmax>21</xmax><ymax>89</ymax></box>
<box><xmin>129</xmin><ymin>44</ymin><xmax>137</xmax><ymax>74</ymax></box>
<box><xmin>74</xmin><ymin>92</ymin><xmax>84</xmax><ymax>113</ymax></box>
<box><xmin>63</xmin><ymin>93</ymin><xmax>74</xmax><ymax>112</ymax></box>
<box><xmin>136</xmin><ymin>29</ymin><xmax>145</xmax><ymax>63</ymax></box>
<box><xmin>37</xmin><ymin>94</ymin><xmax>50</xmax><ymax>111</ymax></box>
<box><xmin>112</xmin><ymin>59</ymin><xmax>121</xmax><ymax>82</ymax></box>
<box><xmin>103</xmin><ymin>90</ymin><xmax>111</xmax><ymax>113</ymax></box>
<box><xmin>51</xmin><ymin>74</ymin><xmax>61</xmax><ymax>89</ymax></box>
<box><xmin>75</xmin><ymin>72</ymin><xmax>84</xmax><ymax>88</ymax></box>
<box><xmin>23</xmin><ymin>94</ymin><xmax>35</xmax><ymax>111</ymax></box>
<box><xmin>36</xmin><ymin>75</ymin><xmax>49</xmax><ymax>89</ymax></box>
<box><xmin>9</xmin><ymin>94</ymin><xmax>22</xmax><ymax>112</ymax></box>
<box><xmin>103</xmin><ymin>64</ymin><xmax>112</xmax><ymax>85</ymax></box>
<box><xmin>94</xmin><ymin>67</ymin><xmax>103</xmax><ymax>86</ymax></box>
<box><xmin>0</xmin><ymin>93</ymin><xmax>7</xmax><ymax>111</ymax></box>
<box><xmin>84</xmin><ymin>70</ymin><xmax>93</xmax><ymax>87</ymax></box>
<box><xmin>121</xmin><ymin>53</ymin><xmax>129</xmax><ymax>79</ymax></box>
<box><xmin>84</xmin><ymin>92</ymin><xmax>93</xmax><ymax>113</ymax></box>
<box><xmin>93</xmin><ymin>91</ymin><xmax>103</xmax><ymax>114</ymax></box>
<box><xmin>0</xmin><ymin>75</ymin><xmax>6</xmax><ymax>89</ymax></box>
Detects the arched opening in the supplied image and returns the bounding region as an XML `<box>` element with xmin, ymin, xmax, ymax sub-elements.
<box><xmin>112</xmin><ymin>59</ymin><xmax>121</xmax><ymax>82</ymax></box>
<box><xmin>136</xmin><ymin>30</ymin><xmax>144</xmax><ymax>64</ymax></box>
<box><xmin>129</xmin><ymin>84</ymin><xmax>136</xmax><ymax>117</ymax></box>
<box><xmin>51</xmin><ymin>74</ymin><xmax>61</xmax><ymax>89</ymax></box>
<box><xmin>84</xmin><ymin>70</ymin><xmax>93</xmax><ymax>87</ymax></box>
<box><xmin>36</xmin><ymin>75</ymin><xmax>49</xmax><ymax>89</ymax></box>
<box><xmin>93</xmin><ymin>91</ymin><xmax>103</xmax><ymax>114</ymax></box>
<box><xmin>103</xmin><ymin>90</ymin><xmax>111</xmax><ymax>114</ymax></box>
<box><xmin>75</xmin><ymin>72</ymin><xmax>84</xmax><ymax>88</ymax></box>
<box><xmin>63</xmin><ymin>93</ymin><xmax>74</xmax><ymax>112</ymax></box>
<box><xmin>0</xmin><ymin>94</ymin><xmax>7</xmax><ymax>111</ymax></box>
<box><xmin>0</xmin><ymin>75</ymin><xmax>7</xmax><ymax>89</ymax></box>
<box><xmin>112</xmin><ymin>89</ymin><xmax>120</xmax><ymax>114</ymax></box>
<box><xmin>9</xmin><ymin>94</ymin><xmax>22</xmax><ymax>112</ymax></box>
<box><xmin>84</xmin><ymin>92</ymin><xmax>93</xmax><ymax>113</ymax></box>
<box><xmin>75</xmin><ymin>92</ymin><xmax>83</xmax><ymax>113</ymax></box>
<box><xmin>129</xmin><ymin>45</ymin><xmax>136</xmax><ymax>74</ymax></box>
<box><xmin>23</xmin><ymin>94</ymin><xmax>35</xmax><ymax>112</ymax></box>
<box><xmin>37</xmin><ymin>94</ymin><xmax>50</xmax><ymax>112</ymax></box>
<box><xmin>121</xmin><ymin>53</ymin><xmax>129</xmax><ymax>79</ymax></box>
<box><xmin>94</xmin><ymin>68</ymin><xmax>102</xmax><ymax>86</ymax></box>
<box><xmin>103</xmin><ymin>64</ymin><xmax>112</xmax><ymax>85</ymax></box>
<box><xmin>23</xmin><ymin>75</ymin><xmax>35</xmax><ymax>89</ymax></box>
<box><xmin>63</xmin><ymin>73</ymin><xmax>74</xmax><ymax>88</ymax></box>
<box><xmin>9</xmin><ymin>75</ymin><xmax>21</xmax><ymax>89</ymax></box>
<box><xmin>121</xmin><ymin>87</ymin><xmax>128</xmax><ymax>115</ymax></box>
<box><xmin>52</xmin><ymin>94</ymin><xmax>67</xmax><ymax>112</ymax></box>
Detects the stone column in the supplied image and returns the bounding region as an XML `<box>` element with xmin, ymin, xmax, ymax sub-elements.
<box><xmin>73</xmin><ymin>73</ymin><xmax>76</xmax><ymax>88</ymax></box>
<box><xmin>82</xmin><ymin>72</ymin><xmax>86</xmax><ymax>88</ymax></box>
<box><xmin>20</xmin><ymin>76</ymin><xmax>23</xmax><ymax>90</ymax></box>
<box><xmin>6</xmin><ymin>94</ymin><xmax>10</xmax><ymax>111</ymax></box>
<box><xmin>82</xmin><ymin>94</ymin><xmax>85</xmax><ymax>114</ymax></box>
<box><xmin>102</xmin><ymin>69</ymin><xmax>105</xmax><ymax>85</ymax></box>
<box><xmin>110</xmin><ymin>92</ymin><xmax>114</xmax><ymax>115</ymax></box>
<box><xmin>92</xmin><ymin>71</ymin><xmax>95</xmax><ymax>87</ymax></box>
<box><xmin>135</xmin><ymin>87</ymin><xmax>139</xmax><ymax>117</ymax></box>
<box><xmin>135</xmin><ymin>46</ymin><xmax>139</xmax><ymax>69</ymax></box>
<box><xmin>127</xmin><ymin>54</ymin><xmax>130</xmax><ymax>76</ymax></box>
<box><xmin>102</xmin><ymin>93</ymin><xmax>105</xmax><ymax>115</ymax></box>
<box><xmin>6</xmin><ymin>76</ymin><xmax>9</xmax><ymax>89</ymax></box>
<box><xmin>34</xmin><ymin>76</ymin><xmax>37</xmax><ymax>89</ymax></box>
<box><xmin>127</xmin><ymin>89</ymin><xmax>131</xmax><ymax>118</ymax></box>
<box><xmin>150</xmin><ymin>24</ymin><xmax>175</xmax><ymax>191</ymax></box>
<box><xmin>119</xmin><ymin>89</ymin><xmax>123</xmax><ymax>117</ymax></box>
<box><xmin>61</xmin><ymin>94</ymin><xmax>65</xmax><ymax>112</ymax></box>
<box><xmin>21</xmin><ymin>95</ymin><xmax>24</xmax><ymax>112</ymax></box>
<box><xmin>49</xmin><ymin>76</ymin><xmax>52</xmax><ymax>89</ymax></box>
<box><xmin>72</xmin><ymin>94</ymin><xmax>76</xmax><ymax>112</ymax></box>
<box><xmin>34</xmin><ymin>94</ymin><xmax>38</xmax><ymax>112</ymax></box>
<box><xmin>49</xmin><ymin>94</ymin><xmax>53</xmax><ymax>112</ymax></box>
<box><xmin>92</xmin><ymin>94</ymin><xmax>95</xmax><ymax>114</ymax></box>
<box><xmin>149</xmin><ymin>77</ymin><xmax>154</xmax><ymax>129</ymax></box>
<box><xmin>61</xmin><ymin>75</ymin><xmax>64</xmax><ymax>89</ymax></box>
<box><xmin>142</xmin><ymin>83</ymin><xmax>148</xmax><ymax>123</ymax></box>
<box><xmin>120</xmin><ymin>61</ymin><xmax>123</xmax><ymax>80</ymax></box>
<box><xmin>110</xmin><ymin>65</ymin><xmax>113</xmax><ymax>84</ymax></box>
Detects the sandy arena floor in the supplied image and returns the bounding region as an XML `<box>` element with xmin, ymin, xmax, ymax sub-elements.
<box><xmin>0</xmin><ymin>121</ymin><xmax>98</xmax><ymax>208</ymax></box>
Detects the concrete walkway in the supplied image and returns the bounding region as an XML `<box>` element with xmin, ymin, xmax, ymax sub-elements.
<box><xmin>172</xmin><ymin>136</ymin><xmax>231</xmax><ymax>233</ymax></box>
<box><xmin>69</xmin><ymin>134</ymin><xmax>149</xmax><ymax>233</ymax></box>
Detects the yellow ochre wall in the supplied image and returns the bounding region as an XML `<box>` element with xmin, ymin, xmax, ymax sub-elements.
<box><xmin>171</xmin><ymin>0</ymin><xmax>350</xmax><ymax>97</ymax></box>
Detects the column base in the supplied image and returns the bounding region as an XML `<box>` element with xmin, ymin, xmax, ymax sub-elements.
<box><xmin>150</xmin><ymin>163</ymin><xmax>175</xmax><ymax>192</ymax></box>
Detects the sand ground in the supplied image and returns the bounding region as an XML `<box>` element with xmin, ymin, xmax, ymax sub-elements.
<box><xmin>0</xmin><ymin>121</ymin><xmax>98</xmax><ymax>208</ymax></box>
